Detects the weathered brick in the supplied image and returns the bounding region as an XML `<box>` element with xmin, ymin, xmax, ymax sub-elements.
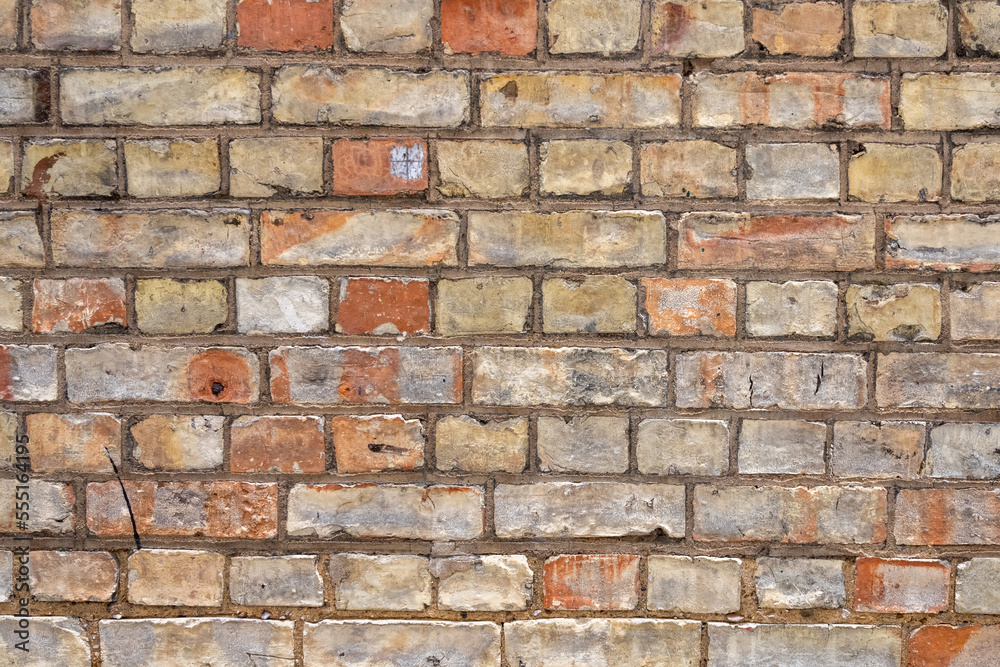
<box><xmin>332</xmin><ymin>414</ymin><xmax>424</xmax><ymax>473</ymax></box>
<box><xmin>849</xmin><ymin>144</ymin><xmax>942</xmax><ymax>202</ymax></box>
<box><xmin>229</xmin><ymin>137</ymin><xmax>324</xmax><ymax>197</ymax></box>
<box><xmin>853</xmin><ymin>1</ymin><xmax>948</xmax><ymax>57</ymax></box>
<box><xmin>0</xmin><ymin>278</ymin><xmax>20</xmax><ymax>331</ymax></box>
<box><xmin>0</xmin><ymin>0</ymin><xmax>14</xmax><ymax>48</ymax></box>
<box><xmin>341</xmin><ymin>0</ymin><xmax>432</xmax><ymax>53</ymax></box>
<box><xmin>694</xmin><ymin>485</ymin><xmax>887</xmax><ymax>543</ymax></box>
<box><xmin>435</xmin><ymin>415</ymin><xmax>528</xmax><ymax>473</ymax></box>
<box><xmin>908</xmin><ymin>625</ymin><xmax>1000</xmax><ymax>667</ymax></box>
<box><xmin>330</xmin><ymin>554</ymin><xmax>432</xmax><ymax>610</ymax></box>
<box><xmin>676</xmin><ymin>352</ymin><xmax>867</xmax><ymax>410</ymax></box>
<box><xmin>135</xmin><ymin>279</ymin><xmax>228</xmax><ymax>335</ymax></box>
<box><xmin>752</xmin><ymin>3</ymin><xmax>845</xmax><ymax>56</ymax></box>
<box><xmin>436</xmin><ymin>277</ymin><xmax>532</xmax><ymax>335</ymax></box>
<box><xmin>495</xmin><ymin>482</ymin><xmax>685</xmax><ymax>538</ymax></box>
<box><xmin>0</xmin><ymin>617</ymin><xmax>90</xmax><ymax>665</ymax></box>
<box><xmin>131</xmin><ymin>0</ymin><xmax>226</xmax><ymax>52</ymax></box>
<box><xmin>0</xmin><ymin>212</ymin><xmax>43</xmax><ymax>267</ymax></box>
<box><xmin>236</xmin><ymin>0</ymin><xmax>333</xmax><ymax>50</ymax></box>
<box><xmin>537</xmin><ymin>416</ymin><xmax>629</xmax><ymax>473</ymax></box>
<box><xmin>0</xmin><ymin>550</ymin><xmax>8</xmax><ymax>601</ymax></box>
<box><xmin>131</xmin><ymin>415</ymin><xmax>224</xmax><ymax>471</ymax></box>
<box><xmin>707</xmin><ymin>623</ymin><xmax>901</xmax><ymax>667</ymax></box>
<box><xmin>473</xmin><ymin>347</ymin><xmax>669</xmax><ymax>407</ymax></box>
<box><xmin>925</xmin><ymin>422</ymin><xmax>1000</xmax><ymax>479</ymax></box>
<box><xmin>854</xmin><ymin>558</ymin><xmax>949</xmax><ymax>613</ymax></box>
<box><xmin>124</xmin><ymin>139</ymin><xmax>220</xmax><ymax>197</ymax></box>
<box><xmin>547</xmin><ymin>0</ymin><xmax>640</xmax><ymax>54</ymax></box>
<box><xmin>643</xmin><ymin>278</ymin><xmax>737</xmax><ymax>337</ymax></box>
<box><xmin>286</xmin><ymin>483</ymin><xmax>484</xmax><ymax>539</ymax></box>
<box><xmin>128</xmin><ymin>549</ymin><xmax>224</xmax><ymax>606</ymax></box>
<box><xmin>87</xmin><ymin>480</ymin><xmax>277</xmax><ymax>538</ymax></box>
<box><xmin>746</xmin><ymin>281</ymin><xmax>838</xmax><ymax>337</ymax></box>
<box><xmin>434</xmin><ymin>555</ymin><xmax>533</xmax><ymax>611</ymax></box>
<box><xmin>260</xmin><ymin>209</ymin><xmax>458</xmax><ymax>266</ymax></box>
<box><xmin>886</xmin><ymin>215</ymin><xmax>1000</xmax><ymax>271</ymax></box>
<box><xmin>0</xmin><ymin>139</ymin><xmax>12</xmax><ymax>192</ymax></box>
<box><xmin>336</xmin><ymin>277</ymin><xmax>429</xmax><ymax>336</ymax></box>
<box><xmin>739</xmin><ymin>419</ymin><xmax>826</xmax><ymax>475</ymax></box>
<box><xmin>542</xmin><ymin>276</ymin><xmax>636</xmax><ymax>334</ymax></box>
<box><xmin>951</xmin><ymin>143</ymin><xmax>1000</xmax><ymax>201</ymax></box>
<box><xmin>900</xmin><ymin>74</ymin><xmax>1000</xmax><ymax>130</ymax></box>
<box><xmin>652</xmin><ymin>0</ymin><xmax>744</xmax><ymax>57</ymax></box>
<box><xmin>896</xmin><ymin>489</ymin><xmax>1000</xmax><ymax>544</ymax></box>
<box><xmin>22</xmin><ymin>139</ymin><xmax>117</xmax><ymax>197</ymax></box>
<box><xmin>237</xmin><ymin>276</ymin><xmax>329</xmax><ymax>334</ymax></box>
<box><xmin>832</xmin><ymin>421</ymin><xmax>925</xmax><ymax>479</ymax></box>
<box><xmin>876</xmin><ymin>353</ymin><xmax>1000</xmax><ymax>408</ymax></box>
<box><xmin>544</xmin><ymin>554</ymin><xmax>639</xmax><ymax>610</ymax></box>
<box><xmin>846</xmin><ymin>283</ymin><xmax>941</xmax><ymax>342</ymax></box>
<box><xmin>273</xmin><ymin>66</ymin><xmax>468</xmax><ymax>126</ymax></box>
<box><xmin>332</xmin><ymin>138</ymin><xmax>427</xmax><ymax>195</ymax></box>
<box><xmin>648</xmin><ymin>555</ymin><xmax>742</xmax><ymax>614</ymax></box>
<box><xmin>540</xmin><ymin>139</ymin><xmax>632</xmax><ymax>196</ymax></box>
<box><xmin>959</xmin><ymin>1</ymin><xmax>1000</xmax><ymax>55</ymax></box>
<box><xmin>746</xmin><ymin>143</ymin><xmax>840</xmax><ymax>200</ymax></box>
<box><xmin>24</xmin><ymin>412</ymin><xmax>120</xmax><ymax>473</ymax></box>
<box><xmin>67</xmin><ymin>344</ymin><xmax>259</xmax><ymax>403</ymax></box>
<box><xmin>52</xmin><ymin>209</ymin><xmax>250</xmax><ymax>268</ymax></box>
<box><xmin>30</xmin><ymin>0</ymin><xmax>120</xmax><ymax>50</ymax></box>
<box><xmin>32</xmin><ymin>278</ymin><xmax>126</xmax><ymax>333</ymax></box>
<box><xmin>270</xmin><ymin>346</ymin><xmax>461</xmax><ymax>404</ymax></box>
<box><xmin>435</xmin><ymin>140</ymin><xmax>529</xmax><ymax>198</ymax></box>
<box><xmin>0</xmin><ymin>345</ymin><xmax>58</xmax><ymax>401</ymax></box>
<box><xmin>230</xmin><ymin>415</ymin><xmax>325</xmax><ymax>473</ymax></box>
<box><xmin>30</xmin><ymin>551</ymin><xmax>118</xmax><ymax>602</ymax></box>
<box><xmin>0</xmin><ymin>480</ymin><xmax>74</xmax><ymax>534</ymax></box>
<box><xmin>637</xmin><ymin>418</ymin><xmax>730</xmax><ymax>476</ymax></box>
<box><xmin>956</xmin><ymin>558</ymin><xmax>1000</xmax><ymax>613</ymax></box>
<box><xmin>61</xmin><ymin>67</ymin><xmax>261</xmax><ymax>125</ymax></box>
<box><xmin>230</xmin><ymin>555</ymin><xmax>323</xmax><ymax>607</ymax></box>
<box><xmin>755</xmin><ymin>557</ymin><xmax>846</xmax><ymax>609</ymax></box>
<box><xmin>0</xmin><ymin>70</ymin><xmax>41</xmax><ymax>125</ymax></box>
<box><xmin>480</xmin><ymin>72</ymin><xmax>681</xmax><ymax>128</ymax></box>
<box><xmin>640</xmin><ymin>140</ymin><xmax>737</xmax><ymax>198</ymax></box>
<box><xmin>304</xmin><ymin>620</ymin><xmax>499</xmax><ymax>667</ymax></box>
<box><xmin>440</xmin><ymin>0</ymin><xmax>537</xmax><ymax>55</ymax></box>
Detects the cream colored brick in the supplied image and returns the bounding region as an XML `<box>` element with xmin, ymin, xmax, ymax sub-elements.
<box><xmin>547</xmin><ymin>0</ymin><xmax>641</xmax><ymax>54</ymax></box>
<box><xmin>745</xmin><ymin>281</ymin><xmax>839</xmax><ymax>338</ymax></box>
<box><xmin>542</xmin><ymin>276</ymin><xmax>636</xmax><ymax>333</ymax></box>
<box><xmin>849</xmin><ymin>143</ymin><xmax>942</xmax><ymax>203</ymax></box>
<box><xmin>436</xmin><ymin>277</ymin><xmax>532</xmax><ymax>335</ymax></box>
<box><xmin>128</xmin><ymin>550</ymin><xmax>224</xmax><ymax>606</ymax></box>
<box><xmin>22</xmin><ymin>139</ymin><xmax>117</xmax><ymax>197</ymax></box>
<box><xmin>330</xmin><ymin>554</ymin><xmax>432</xmax><ymax>611</ymax></box>
<box><xmin>435</xmin><ymin>415</ymin><xmax>528</xmax><ymax>473</ymax></box>
<box><xmin>540</xmin><ymin>140</ymin><xmax>632</xmax><ymax>196</ymax></box>
<box><xmin>135</xmin><ymin>279</ymin><xmax>228</xmax><ymax>334</ymax></box>
<box><xmin>229</xmin><ymin>137</ymin><xmax>324</xmax><ymax>197</ymax></box>
<box><xmin>846</xmin><ymin>283</ymin><xmax>941</xmax><ymax>342</ymax></box>
<box><xmin>952</xmin><ymin>143</ymin><xmax>1000</xmax><ymax>201</ymax></box>
<box><xmin>853</xmin><ymin>1</ymin><xmax>948</xmax><ymax>57</ymax></box>
<box><xmin>652</xmin><ymin>0</ymin><xmax>744</xmax><ymax>57</ymax></box>
<box><xmin>0</xmin><ymin>139</ymin><xmax>11</xmax><ymax>193</ymax></box>
<box><xmin>0</xmin><ymin>277</ymin><xmax>21</xmax><ymax>331</ymax></box>
<box><xmin>125</xmin><ymin>139</ymin><xmax>220</xmax><ymax>197</ymax></box>
<box><xmin>435</xmin><ymin>140</ymin><xmax>528</xmax><ymax>198</ymax></box>
<box><xmin>952</xmin><ymin>282</ymin><xmax>1000</xmax><ymax>339</ymax></box>
<box><xmin>641</xmin><ymin>140</ymin><xmax>737</xmax><ymax>198</ymax></box>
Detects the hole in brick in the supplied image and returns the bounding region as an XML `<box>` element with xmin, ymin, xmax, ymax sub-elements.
<box><xmin>211</xmin><ymin>382</ymin><xmax>225</xmax><ymax>396</ymax></box>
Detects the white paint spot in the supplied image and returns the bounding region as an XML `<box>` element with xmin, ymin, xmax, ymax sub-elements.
<box><xmin>390</xmin><ymin>143</ymin><xmax>424</xmax><ymax>180</ymax></box>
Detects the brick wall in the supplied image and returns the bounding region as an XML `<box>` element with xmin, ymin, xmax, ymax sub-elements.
<box><xmin>1</xmin><ymin>0</ymin><xmax>999</xmax><ymax>665</ymax></box>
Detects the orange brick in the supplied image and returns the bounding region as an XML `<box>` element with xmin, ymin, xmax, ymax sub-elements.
<box><xmin>543</xmin><ymin>554</ymin><xmax>640</xmax><ymax>610</ymax></box>
<box><xmin>25</xmin><ymin>413</ymin><xmax>120</xmax><ymax>473</ymax></box>
<box><xmin>752</xmin><ymin>3</ymin><xmax>845</xmax><ymax>57</ymax></box>
<box><xmin>230</xmin><ymin>415</ymin><xmax>325</xmax><ymax>473</ymax></box>
<box><xmin>336</xmin><ymin>277</ymin><xmax>430</xmax><ymax>335</ymax></box>
<box><xmin>32</xmin><ymin>278</ymin><xmax>126</xmax><ymax>333</ymax></box>
<box><xmin>909</xmin><ymin>625</ymin><xmax>1000</xmax><ymax>667</ymax></box>
<box><xmin>332</xmin><ymin>138</ymin><xmax>427</xmax><ymax>196</ymax></box>
<box><xmin>237</xmin><ymin>0</ymin><xmax>334</xmax><ymax>51</ymax></box>
<box><xmin>854</xmin><ymin>558</ymin><xmax>950</xmax><ymax>613</ymax></box>
<box><xmin>332</xmin><ymin>415</ymin><xmax>425</xmax><ymax>473</ymax></box>
<box><xmin>441</xmin><ymin>0</ymin><xmax>537</xmax><ymax>55</ymax></box>
<box><xmin>642</xmin><ymin>278</ymin><xmax>737</xmax><ymax>336</ymax></box>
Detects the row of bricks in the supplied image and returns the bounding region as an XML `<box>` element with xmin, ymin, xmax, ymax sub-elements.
<box><xmin>5</xmin><ymin>67</ymin><xmax>1000</xmax><ymax>130</ymax></box>
<box><xmin>4</xmin><ymin>413</ymin><xmax>998</xmax><ymax>479</ymax></box>
<box><xmin>2</xmin><ymin>0</ymin><xmax>999</xmax><ymax>60</ymax></box>
<box><xmin>3</xmin><ymin>209</ymin><xmax>1000</xmax><ymax>273</ymax></box>
<box><xmin>4</xmin><ymin>479</ymin><xmax>1000</xmax><ymax>545</ymax></box>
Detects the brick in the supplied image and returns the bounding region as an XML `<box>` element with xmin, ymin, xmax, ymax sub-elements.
<box><xmin>746</xmin><ymin>143</ymin><xmax>840</xmax><ymax>200</ymax></box>
<box><xmin>341</xmin><ymin>0</ymin><xmax>432</xmax><ymax>53</ymax></box>
<box><xmin>755</xmin><ymin>557</ymin><xmax>846</xmax><ymax>609</ymax></box>
<box><xmin>648</xmin><ymin>555</ymin><xmax>742</xmax><ymax>614</ymax></box>
<box><xmin>435</xmin><ymin>140</ymin><xmax>529</xmax><ymax>198</ymax></box>
<box><xmin>52</xmin><ymin>209</ymin><xmax>250</xmax><ymax>268</ymax></box>
<box><xmin>273</xmin><ymin>66</ymin><xmax>468</xmax><ymax>126</ymax></box>
<box><xmin>0</xmin><ymin>550</ymin><xmax>8</xmax><ymax>601</ymax></box>
<box><xmin>678</xmin><ymin>212</ymin><xmax>876</xmax><ymax>271</ymax></box>
<box><xmin>832</xmin><ymin>421</ymin><xmax>925</xmax><ymax>479</ymax></box>
<box><xmin>547</xmin><ymin>0</ymin><xmax>640</xmax><ymax>54</ymax></box>
<box><xmin>230</xmin><ymin>555</ymin><xmax>323</xmax><ymax>607</ymax></box>
<box><xmin>0</xmin><ymin>212</ymin><xmax>43</xmax><ymax>267</ymax></box>
<box><xmin>473</xmin><ymin>347</ymin><xmax>669</xmax><ymax>407</ymax></box>
<box><xmin>131</xmin><ymin>415</ymin><xmax>224</xmax><ymax>471</ymax></box>
<box><xmin>0</xmin><ymin>480</ymin><xmax>74</xmax><ymax>534</ymax></box>
<box><xmin>539</xmin><ymin>139</ymin><xmax>632</xmax><ymax>196</ymax></box>
<box><xmin>854</xmin><ymin>558</ymin><xmax>949</xmax><ymax>613</ymax></box>
<box><xmin>135</xmin><ymin>279</ymin><xmax>228</xmax><ymax>335</ymax></box>
<box><xmin>66</xmin><ymin>344</ymin><xmax>259</xmax><ymax>403</ymax></box>
<box><xmin>230</xmin><ymin>415</ymin><xmax>325</xmax><ymax>473</ymax></box>
<box><xmin>542</xmin><ymin>276</ymin><xmax>636</xmax><ymax>334</ymax></box>
<box><xmin>895</xmin><ymin>489</ymin><xmax>1000</xmax><ymax>544</ymax></box>
<box><xmin>286</xmin><ymin>483</ymin><xmax>484</xmax><ymax>539</ymax></box>
<box><xmin>746</xmin><ymin>281</ymin><xmax>838</xmax><ymax>337</ymax></box>
<box><xmin>260</xmin><ymin>209</ymin><xmax>458</xmax><ymax>266</ymax></box>
<box><xmin>0</xmin><ymin>0</ymin><xmax>13</xmax><ymax>48</ymax></box>
<box><xmin>951</xmin><ymin>283</ymin><xmax>1000</xmax><ymax>339</ymax></box>
<box><xmin>849</xmin><ymin>144</ymin><xmax>942</xmax><ymax>202</ymax></box>
<box><xmin>544</xmin><ymin>554</ymin><xmax>639</xmax><ymax>610</ymax></box>
<box><xmin>30</xmin><ymin>551</ymin><xmax>117</xmax><ymax>602</ymax></box>
<box><xmin>506</xmin><ymin>618</ymin><xmax>701</xmax><ymax>667</ymax></box>
<box><xmin>332</xmin><ymin>414</ymin><xmax>424</xmax><ymax>473</ymax></box>
<box><xmin>100</xmin><ymin>619</ymin><xmax>293</xmax><ymax>667</ymax></box>
<box><xmin>330</xmin><ymin>554</ymin><xmax>432</xmax><ymax>610</ymax></box>
<box><xmin>0</xmin><ymin>70</ymin><xmax>41</xmax><ymax>124</ymax></box>
<box><xmin>87</xmin><ymin>480</ymin><xmax>277</xmax><ymax>538</ymax></box>
<box><xmin>643</xmin><ymin>278</ymin><xmax>736</xmax><ymax>337</ymax></box>
<box><xmin>956</xmin><ymin>558</ymin><xmax>1000</xmax><ymax>613</ymax></box>
<box><xmin>640</xmin><ymin>140</ymin><xmax>737</xmax><ymax>198</ymax></box>
<box><xmin>470</xmin><ymin>210</ymin><xmax>665</xmax><ymax>267</ymax></box>
<box><xmin>237</xmin><ymin>276</ymin><xmax>329</xmax><ymax>334</ymax></box>
<box><xmin>739</xmin><ymin>419</ymin><xmax>826</xmax><ymax>475</ymax></box>
<box><xmin>436</xmin><ymin>277</ymin><xmax>532</xmax><ymax>335</ymax></box>
<box><xmin>637</xmin><ymin>418</ymin><xmax>730</xmax><ymax>476</ymax></box>
<box><xmin>0</xmin><ymin>278</ymin><xmax>19</xmax><ymax>332</ymax></box>
<box><xmin>434</xmin><ymin>555</ymin><xmax>533</xmax><ymax>611</ymax></box>
<box><xmin>0</xmin><ymin>139</ymin><xmax>12</xmax><ymax>192</ymax></box>
<box><xmin>229</xmin><ymin>137</ymin><xmax>324</xmax><ymax>197</ymax></box>
<box><xmin>0</xmin><ymin>345</ymin><xmax>58</xmax><ymax>401</ymax></box>
<box><xmin>440</xmin><ymin>0</ymin><xmax>537</xmax><ymax>55</ymax></box>
<box><xmin>693</xmin><ymin>73</ymin><xmax>890</xmax><ymax>129</ymax></box>
<box><xmin>61</xmin><ymin>67</ymin><xmax>261</xmax><ymax>125</ymax></box>
<box><xmin>959</xmin><ymin>1</ymin><xmax>1000</xmax><ymax>55</ymax></box>
<box><xmin>901</xmin><ymin>74</ymin><xmax>1000</xmax><ymax>130</ymax></box>
<box><xmin>951</xmin><ymin>143</ymin><xmax>1000</xmax><ymax>201</ymax></box>
<box><xmin>693</xmin><ymin>485</ymin><xmax>887</xmax><ymax>543</ymax></box>
<box><xmin>537</xmin><ymin>416</ymin><xmax>629</xmax><ymax>473</ymax></box>
<box><xmin>22</xmin><ymin>139</ymin><xmax>117</xmax><ymax>197</ymax></box>
<box><xmin>336</xmin><ymin>277</ymin><xmax>429</xmax><ymax>335</ymax></box>
<box><xmin>236</xmin><ymin>0</ymin><xmax>333</xmax><ymax>50</ymax></box>
<box><xmin>131</xmin><ymin>0</ymin><xmax>226</xmax><ymax>52</ymax></box>
<box><xmin>480</xmin><ymin>72</ymin><xmax>681</xmax><ymax>128</ymax></box>
<box><xmin>652</xmin><ymin>0</ymin><xmax>744</xmax><ymax>56</ymax></box>
<box><xmin>0</xmin><ymin>413</ymin><xmax>12</xmax><ymax>469</ymax></box>
<box><xmin>886</xmin><ymin>215</ymin><xmax>1000</xmax><ymax>271</ymax></box>
<box><xmin>32</xmin><ymin>278</ymin><xmax>126</xmax><ymax>333</ymax></box>
<box><xmin>24</xmin><ymin>412</ymin><xmax>120</xmax><ymax>473</ymax></box>
<box><xmin>908</xmin><ymin>625</ymin><xmax>1000</xmax><ymax>667</ymax></box>
<box><xmin>495</xmin><ymin>482</ymin><xmax>685</xmax><ymax>538</ymax></box>
<box><xmin>752</xmin><ymin>3</ymin><xmax>845</xmax><ymax>56</ymax></box>
<box><xmin>877</xmin><ymin>353</ymin><xmax>1000</xmax><ymax>408</ymax></box>
<box><xmin>925</xmin><ymin>423</ymin><xmax>1000</xmax><ymax>479</ymax></box>
<box><xmin>30</xmin><ymin>0</ymin><xmax>120</xmax><ymax>50</ymax></box>
<box><xmin>124</xmin><ymin>139</ymin><xmax>220</xmax><ymax>197</ymax></box>
<box><xmin>846</xmin><ymin>283</ymin><xmax>941</xmax><ymax>342</ymax></box>
<box><xmin>0</xmin><ymin>617</ymin><xmax>90</xmax><ymax>665</ymax></box>
<box><xmin>676</xmin><ymin>352</ymin><xmax>867</xmax><ymax>410</ymax></box>
<box><xmin>853</xmin><ymin>1</ymin><xmax>948</xmax><ymax>57</ymax></box>
<box><xmin>304</xmin><ymin>621</ymin><xmax>499</xmax><ymax>667</ymax></box>
<box><xmin>435</xmin><ymin>415</ymin><xmax>528</xmax><ymax>473</ymax></box>
<box><xmin>332</xmin><ymin>138</ymin><xmax>427</xmax><ymax>195</ymax></box>
<box><xmin>707</xmin><ymin>623</ymin><xmax>901</xmax><ymax>667</ymax></box>
<box><xmin>128</xmin><ymin>549</ymin><xmax>224</xmax><ymax>606</ymax></box>
<box><xmin>270</xmin><ymin>346</ymin><xmax>461</xmax><ymax>404</ymax></box>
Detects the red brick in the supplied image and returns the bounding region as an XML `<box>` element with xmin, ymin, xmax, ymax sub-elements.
<box><xmin>332</xmin><ymin>415</ymin><xmax>425</xmax><ymax>473</ymax></box>
<box><xmin>332</xmin><ymin>138</ymin><xmax>427</xmax><ymax>196</ymax></box>
<box><xmin>237</xmin><ymin>0</ymin><xmax>334</xmax><ymax>51</ymax></box>
<box><xmin>642</xmin><ymin>278</ymin><xmax>736</xmax><ymax>336</ymax></box>
<box><xmin>896</xmin><ymin>489</ymin><xmax>1000</xmax><ymax>545</ymax></box>
<box><xmin>441</xmin><ymin>0</ymin><xmax>537</xmax><ymax>55</ymax></box>
<box><xmin>752</xmin><ymin>3</ymin><xmax>845</xmax><ymax>57</ymax></box>
<box><xmin>909</xmin><ymin>625</ymin><xmax>1000</xmax><ymax>667</ymax></box>
<box><xmin>336</xmin><ymin>277</ymin><xmax>430</xmax><ymax>335</ymax></box>
<box><xmin>854</xmin><ymin>558</ymin><xmax>950</xmax><ymax>613</ymax></box>
<box><xmin>32</xmin><ymin>278</ymin><xmax>126</xmax><ymax>333</ymax></box>
<box><xmin>543</xmin><ymin>554</ymin><xmax>640</xmax><ymax>610</ymax></box>
<box><xmin>230</xmin><ymin>415</ymin><xmax>325</xmax><ymax>473</ymax></box>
